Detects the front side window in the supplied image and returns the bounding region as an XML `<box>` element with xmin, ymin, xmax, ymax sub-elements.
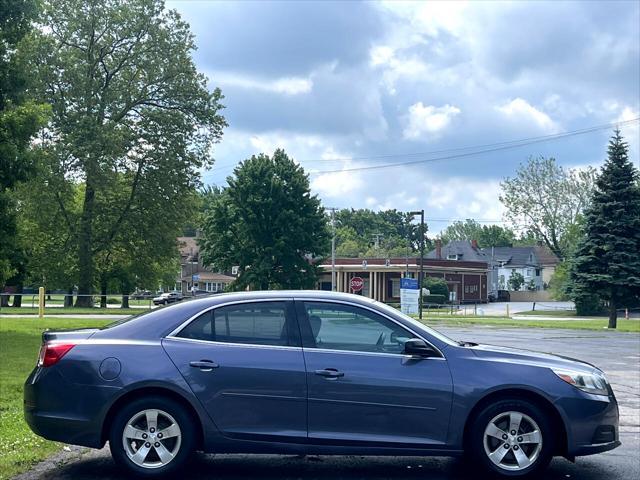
<box><xmin>302</xmin><ymin>302</ymin><xmax>413</xmax><ymax>354</ymax></box>
<box><xmin>177</xmin><ymin>301</ymin><xmax>293</xmax><ymax>346</ymax></box>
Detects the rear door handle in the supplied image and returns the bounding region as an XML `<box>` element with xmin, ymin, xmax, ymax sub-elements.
<box><xmin>189</xmin><ymin>360</ymin><xmax>219</xmax><ymax>371</ymax></box>
<box><xmin>315</xmin><ymin>368</ymin><xmax>344</xmax><ymax>379</ymax></box>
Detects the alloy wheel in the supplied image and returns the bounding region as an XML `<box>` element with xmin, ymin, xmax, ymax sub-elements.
<box><xmin>483</xmin><ymin>410</ymin><xmax>543</xmax><ymax>471</ymax></box>
<box><xmin>122</xmin><ymin>408</ymin><xmax>182</xmax><ymax>469</ymax></box>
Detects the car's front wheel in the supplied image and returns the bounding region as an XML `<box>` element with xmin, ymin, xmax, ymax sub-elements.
<box><xmin>469</xmin><ymin>398</ymin><xmax>554</xmax><ymax>477</ymax></box>
<box><xmin>109</xmin><ymin>396</ymin><xmax>195</xmax><ymax>477</ymax></box>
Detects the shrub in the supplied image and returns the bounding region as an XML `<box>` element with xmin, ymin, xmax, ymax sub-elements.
<box><xmin>574</xmin><ymin>294</ymin><xmax>604</xmax><ymax>316</ymax></box>
<box><xmin>424</xmin><ymin>277</ymin><xmax>449</xmax><ymax>298</ymax></box>
<box><xmin>424</xmin><ymin>294</ymin><xmax>446</xmax><ymax>305</ymax></box>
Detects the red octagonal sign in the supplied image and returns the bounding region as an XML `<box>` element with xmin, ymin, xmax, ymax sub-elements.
<box><xmin>350</xmin><ymin>276</ymin><xmax>364</xmax><ymax>292</ymax></box>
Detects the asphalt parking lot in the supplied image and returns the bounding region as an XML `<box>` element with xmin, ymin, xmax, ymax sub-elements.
<box><xmin>15</xmin><ymin>326</ymin><xmax>640</xmax><ymax>480</ymax></box>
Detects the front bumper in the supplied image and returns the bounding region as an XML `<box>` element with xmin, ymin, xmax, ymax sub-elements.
<box><xmin>572</xmin><ymin>440</ymin><xmax>621</xmax><ymax>456</ymax></box>
<box><xmin>557</xmin><ymin>387</ymin><xmax>621</xmax><ymax>457</ymax></box>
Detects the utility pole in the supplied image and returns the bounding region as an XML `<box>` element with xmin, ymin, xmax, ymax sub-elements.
<box><xmin>327</xmin><ymin>207</ymin><xmax>338</xmax><ymax>291</ymax></box>
<box><xmin>409</xmin><ymin>210</ymin><xmax>425</xmax><ymax>320</ymax></box>
<box><xmin>372</xmin><ymin>233</ymin><xmax>384</xmax><ymax>250</ymax></box>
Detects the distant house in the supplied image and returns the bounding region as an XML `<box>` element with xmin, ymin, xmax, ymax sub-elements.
<box><xmin>428</xmin><ymin>240</ymin><xmax>560</xmax><ymax>296</ymax></box>
<box><xmin>176</xmin><ymin>236</ymin><xmax>235</xmax><ymax>295</ymax></box>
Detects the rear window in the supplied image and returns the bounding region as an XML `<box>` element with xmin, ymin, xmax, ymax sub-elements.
<box><xmin>176</xmin><ymin>301</ymin><xmax>293</xmax><ymax>347</ymax></box>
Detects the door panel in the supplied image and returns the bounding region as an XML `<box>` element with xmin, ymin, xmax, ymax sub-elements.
<box><xmin>162</xmin><ymin>300</ymin><xmax>307</xmax><ymax>441</ymax></box>
<box><xmin>298</xmin><ymin>301</ymin><xmax>453</xmax><ymax>446</ymax></box>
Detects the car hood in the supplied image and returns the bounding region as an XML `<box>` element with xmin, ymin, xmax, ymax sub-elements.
<box><xmin>469</xmin><ymin>343</ymin><xmax>600</xmax><ymax>374</ymax></box>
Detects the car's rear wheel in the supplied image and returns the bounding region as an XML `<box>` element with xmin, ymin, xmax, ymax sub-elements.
<box><xmin>469</xmin><ymin>399</ymin><xmax>554</xmax><ymax>477</ymax></box>
<box><xmin>109</xmin><ymin>396</ymin><xmax>195</xmax><ymax>477</ymax></box>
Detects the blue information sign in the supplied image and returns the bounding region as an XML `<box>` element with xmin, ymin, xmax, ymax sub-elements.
<box><xmin>400</xmin><ymin>278</ymin><xmax>418</xmax><ymax>290</ymax></box>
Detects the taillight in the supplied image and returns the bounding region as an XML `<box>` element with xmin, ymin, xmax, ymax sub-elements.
<box><xmin>38</xmin><ymin>343</ymin><xmax>75</xmax><ymax>367</ymax></box>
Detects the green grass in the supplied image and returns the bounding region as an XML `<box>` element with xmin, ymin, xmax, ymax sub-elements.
<box><xmin>419</xmin><ymin>316</ymin><xmax>640</xmax><ymax>333</ymax></box>
<box><xmin>0</xmin><ymin>307</ymin><xmax>149</xmax><ymax>315</ymax></box>
<box><xmin>516</xmin><ymin>309</ymin><xmax>578</xmax><ymax>317</ymax></box>
<box><xmin>0</xmin><ymin>317</ymin><xmax>111</xmax><ymax>480</ymax></box>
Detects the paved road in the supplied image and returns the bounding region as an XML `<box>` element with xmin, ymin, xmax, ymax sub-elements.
<box><xmin>14</xmin><ymin>326</ymin><xmax>640</xmax><ymax>480</ymax></box>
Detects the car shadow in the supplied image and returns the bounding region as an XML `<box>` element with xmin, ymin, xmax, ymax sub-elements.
<box><xmin>30</xmin><ymin>452</ymin><xmax>613</xmax><ymax>480</ymax></box>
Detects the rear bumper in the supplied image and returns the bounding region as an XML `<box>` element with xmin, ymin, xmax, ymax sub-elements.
<box><xmin>24</xmin><ymin>408</ymin><xmax>103</xmax><ymax>448</ymax></box>
<box><xmin>24</xmin><ymin>367</ymin><xmax>117</xmax><ymax>449</ymax></box>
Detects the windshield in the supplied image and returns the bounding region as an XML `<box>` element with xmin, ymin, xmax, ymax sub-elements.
<box><xmin>372</xmin><ymin>300</ymin><xmax>458</xmax><ymax>347</ymax></box>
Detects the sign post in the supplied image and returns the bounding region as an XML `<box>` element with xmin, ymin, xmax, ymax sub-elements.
<box><xmin>400</xmin><ymin>278</ymin><xmax>419</xmax><ymax>315</ymax></box>
<box><xmin>349</xmin><ymin>276</ymin><xmax>364</xmax><ymax>293</ymax></box>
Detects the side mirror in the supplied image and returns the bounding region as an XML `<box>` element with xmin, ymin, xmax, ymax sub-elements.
<box><xmin>404</xmin><ymin>338</ymin><xmax>439</xmax><ymax>358</ymax></box>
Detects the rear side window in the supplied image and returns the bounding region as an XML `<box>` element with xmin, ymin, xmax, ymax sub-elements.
<box><xmin>176</xmin><ymin>301</ymin><xmax>296</xmax><ymax>347</ymax></box>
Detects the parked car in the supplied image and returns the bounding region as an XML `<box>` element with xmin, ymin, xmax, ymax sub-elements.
<box><xmin>24</xmin><ymin>291</ymin><xmax>619</xmax><ymax>478</ymax></box>
<box><xmin>152</xmin><ymin>291</ymin><xmax>183</xmax><ymax>305</ymax></box>
<box><xmin>132</xmin><ymin>290</ymin><xmax>152</xmax><ymax>300</ymax></box>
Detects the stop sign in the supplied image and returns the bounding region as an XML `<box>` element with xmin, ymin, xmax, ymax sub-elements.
<box><xmin>350</xmin><ymin>276</ymin><xmax>364</xmax><ymax>292</ymax></box>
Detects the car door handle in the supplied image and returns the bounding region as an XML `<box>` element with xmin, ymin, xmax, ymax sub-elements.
<box><xmin>189</xmin><ymin>360</ymin><xmax>219</xmax><ymax>371</ymax></box>
<box><xmin>315</xmin><ymin>368</ymin><xmax>344</xmax><ymax>379</ymax></box>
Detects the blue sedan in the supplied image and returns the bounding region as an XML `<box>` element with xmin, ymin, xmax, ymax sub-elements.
<box><xmin>24</xmin><ymin>291</ymin><xmax>620</xmax><ymax>478</ymax></box>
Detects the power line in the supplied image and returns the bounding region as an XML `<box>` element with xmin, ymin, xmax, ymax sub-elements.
<box><xmin>308</xmin><ymin>117</ymin><xmax>639</xmax><ymax>175</ymax></box>
<box><xmin>207</xmin><ymin>117</ymin><xmax>639</xmax><ymax>177</ymax></box>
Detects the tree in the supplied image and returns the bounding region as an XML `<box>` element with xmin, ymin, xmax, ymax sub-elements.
<box><xmin>200</xmin><ymin>149</ymin><xmax>330</xmax><ymax>290</ymax></box>
<box><xmin>334</xmin><ymin>209</ymin><xmax>428</xmax><ymax>258</ymax></box>
<box><xmin>508</xmin><ymin>271</ymin><xmax>525</xmax><ymax>291</ymax></box>
<box><xmin>570</xmin><ymin>131</ymin><xmax>640</xmax><ymax>328</ymax></box>
<box><xmin>0</xmin><ymin>0</ymin><xmax>49</xmax><ymax>289</ymax></box>
<box><xmin>500</xmin><ymin>156</ymin><xmax>597</xmax><ymax>260</ymax></box>
<box><xmin>440</xmin><ymin>219</ymin><xmax>516</xmax><ymax>247</ymax></box>
<box><xmin>27</xmin><ymin>0</ymin><xmax>226</xmax><ymax>305</ymax></box>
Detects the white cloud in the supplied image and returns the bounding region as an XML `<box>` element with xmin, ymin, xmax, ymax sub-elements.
<box><xmin>310</xmin><ymin>161</ymin><xmax>364</xmax><ymax>199</ymax></box>
<box><xmin>617</xmin><ymin>106</ymin><xmax>639</xmax><ymax>162</ymax></box>
<box><xmin>496</xmin><ymin>98</ymin><xmax>557</xmax><ymax>132</ymax></box>
<box><xmin>211</xmin><ymin>71</ymin><xmax>313</xmax><ymax>95</ymax></box>
<box><xmin>403</xmin><ymin>102</ymin><xmax>461</xmax><ymax>139</ymax></box>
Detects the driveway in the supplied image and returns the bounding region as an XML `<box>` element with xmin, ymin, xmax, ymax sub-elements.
<box><xmin>14</xmin><ymin>326</ymin><xmax>640</xmax><ymax>480</ymax></box>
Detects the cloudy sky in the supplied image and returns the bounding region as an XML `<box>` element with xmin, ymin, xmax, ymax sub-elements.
<box><xmin>168</xmin><ymin>0</ymin><xmax>639</xmax><ymax>235</ymax></box>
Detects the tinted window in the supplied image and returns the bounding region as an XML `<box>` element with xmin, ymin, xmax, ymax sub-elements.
<box><xmin>177</xmin><ymin>302</ymin><xmax>293</xmax><ymax>346</ymax></box>
<box><xmin>302</xmin><ymin>302</ymin><xmax>413</xmax><ymax>354</ymax></box>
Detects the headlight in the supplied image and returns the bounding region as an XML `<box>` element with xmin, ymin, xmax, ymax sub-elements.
<box><xmin>552</xmin><ymin>369</ymin><xmax>609</xmax><ymax>396</ymax></box>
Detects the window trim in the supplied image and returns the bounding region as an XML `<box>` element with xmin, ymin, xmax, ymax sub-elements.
<box><xmin>166</xmin><ymin>298</ymin><xmax>300</xmax><ymax>347</ymax></box>
<box><xmin>294</xmin><ymin>299</ymin><xmax>445</xmax><ymax>360</ymax></box>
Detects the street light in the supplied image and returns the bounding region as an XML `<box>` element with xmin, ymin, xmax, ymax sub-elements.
<box><xmin>409</xmin><ymin>210</ymin><xmax>425</xmax><ymax>320</ymax></box>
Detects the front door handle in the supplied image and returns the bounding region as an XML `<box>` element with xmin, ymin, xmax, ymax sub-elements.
<box><xmin>315</xmin><ymin>368</ymin><xmax>344</xmax><ymax>379</ymax></box>
<box><xmin>189</xmin><ymin>360</ymin><xmax>219</xmax><ymax>371</ymax></box>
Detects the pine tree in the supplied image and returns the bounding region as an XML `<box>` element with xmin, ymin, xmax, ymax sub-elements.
<box><xmin>570</xmin><ymin>130</ymin><xmax>640</xmax><ymax>328</ymax></box>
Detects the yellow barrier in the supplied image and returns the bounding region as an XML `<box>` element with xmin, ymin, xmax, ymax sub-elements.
<box><xmin>38</xmin><ymin>287</ymin><xmax>45</xmax><ymax>319</ymax></box>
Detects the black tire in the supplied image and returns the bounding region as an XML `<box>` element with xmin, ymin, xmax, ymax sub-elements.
<box><xmin>109</xmin><ymin>396</ymin><xmax>196</xmax><ymax>478</ymax></box>
<box><xmin>468</xmin><ymin>398</ymin><xmax>555</xmax><ymax>478</ymax></box>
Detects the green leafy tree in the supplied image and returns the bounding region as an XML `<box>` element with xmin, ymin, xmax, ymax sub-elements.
<box><xmin>507</xmin><ymin>271</ymin><xmax>525</xmax><ymax>291</ymax></box>
<box><xmin>440</xmin><ymin>219</ymin><xmax>516</xmax><ymax>247</ymax></box>
<box><xmin>200</xmin><ymin>150</ymin><xmax>330</xmax><ymax>290</ymax></box>
<box><xmin>334</xmin><ymin>209</ymin><xmax>428</xmax><ymax>258</ymax></box>
<box><xmin>500</xmin><ymin>156</ymin><xmax>597</xmax><ymax>260</ymax></box>
<box><xmin>0</xmin><ymin>0</ymin><xmax>49</xmax><ymax>290</ymax></box>
<box><xmin>570</xmin><ymin>131</ymin><xmax>640</xmax><ymax>327</ymax></box>
<box><xmin>27</xmin><ymin>0</ymin><xmax>226</xmax><ymax>305</ymax></box>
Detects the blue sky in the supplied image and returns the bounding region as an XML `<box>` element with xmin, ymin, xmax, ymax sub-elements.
<box><xmin>168</xmin><ymin>0</ymin><xmax>639</xmax><ymax>234</ymax></box>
